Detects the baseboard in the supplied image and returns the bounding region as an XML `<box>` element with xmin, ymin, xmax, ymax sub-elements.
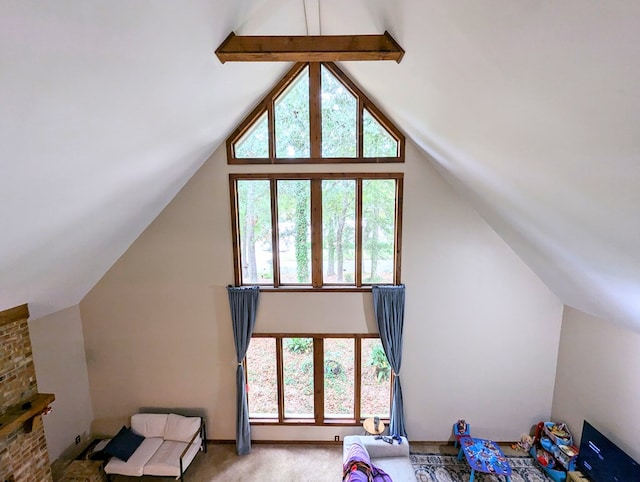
<box><xmin>411</xmin><ymin>440</ymin><xmax>519</xmax><ymax>445</ymax></box>
<box><xmin>205</xmin><ymin>439</ymin><xmax>519</xmax><ymax>446</ymax></box>
<box><xmin>206</xmin><ymin>439</ymin><xmax>341</xmax><ymax>445</ymax></box>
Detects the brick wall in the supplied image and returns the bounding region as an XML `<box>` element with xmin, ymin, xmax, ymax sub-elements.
<box><xmin>1</xmin><ymin>316</ymin><xmax>37</xmax><ymax>411</ymax></box>
<box><xmin>0</xmin><ymin>305</ymin><xmax>52</xmax><ymax>482</ymax></box>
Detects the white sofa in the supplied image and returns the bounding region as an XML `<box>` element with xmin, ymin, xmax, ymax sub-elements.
<box><xmin>343</xmin><ymin>435</ymin><xmax>416</xmax><ymax>481</ymax></box>
<box><xmin>104</xmin><ymin>413</ymin><xmax>205</xmax><ymax>481</ymax></box>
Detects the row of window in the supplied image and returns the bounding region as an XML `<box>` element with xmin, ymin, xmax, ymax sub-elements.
<box><xmin>227</xmin><ymin>62</ymin><xmax>404</xmax><ymax>164</ymax></box>
<box><xmin>245</xmin><ymin>335</ymin><xmax>391</xmax><ymax>424</ymax></box>
<box><xmin>229</xmin><ymin>173</ymin><xmax>403</xmax><ymax>288</ymax></box>
<box><xmin>230</xmin><ymin>63</ymin><xmax>403</xmax><ymax>426</ymax></box>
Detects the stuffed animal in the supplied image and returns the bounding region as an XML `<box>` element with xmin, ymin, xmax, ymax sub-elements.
<box><xmin>511</xmin><ymin>434</ymin><xmax>533</xmax><ymax>451</ymax></box>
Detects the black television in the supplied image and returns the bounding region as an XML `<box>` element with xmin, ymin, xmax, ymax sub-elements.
<box><xmin>577</xmin><ymin>420</ymin><xmax>640</xmax><ymax>481</ymax></box>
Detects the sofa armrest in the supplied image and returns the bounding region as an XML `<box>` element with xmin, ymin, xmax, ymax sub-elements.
<box><xmin>344</xmin><ymin>435</ymin><xmax>409</xmax><ymax>459</ymax></box>
<box><xmin>178</xmin><ymin>417</ymin><xmax>205</xmax><ymax>475</ymax></box>
<box><xmin>179</xmin><ymin>422</ymin><xmax>202</xmax><ymax>460</ymax></box>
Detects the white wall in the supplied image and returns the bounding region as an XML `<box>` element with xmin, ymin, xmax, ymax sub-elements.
<box><xmin>552</xmin><ymin>306</ymin><xmax>640</xmax><ymax>462</ymax></box>
<box><xmin>29</xmin><ymin>304</ymin><xmax>94</xmax><ymax>460</ymax></box>
<box><xmin>401</xmin><ymin>144</ymin><xmax>563</xmax><ymax>441</ymax></box>
<box><xmin>80</xmin><ymin>141</ymin><xmax>563</xmax><ymax>442</ymax></box>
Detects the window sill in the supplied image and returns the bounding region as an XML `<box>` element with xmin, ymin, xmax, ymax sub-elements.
<box><xmin>249</xmin><ymin>419</ymin><xmax>390</xmax><ymax>427</ymax></box>
<box><xmin>228</xmin><ymin>156</ymin><xmax>404</xmax><ymax>165</ymax></box>
<box><xmin>253</xmin><ymin>286</ymin><xmax>377</xmax><ymax>293</ymax></box>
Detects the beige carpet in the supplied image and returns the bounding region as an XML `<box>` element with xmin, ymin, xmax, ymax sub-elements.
<box><xmin>105</xmin><ymin>442</ymin><xmax>342</xmax><ymax>482</ymax></box>
<box><xmin>184</xmin><ymin>441</ymin><xmax>521</xmax><ymax>481</ymax></box>
<box><xmin>56</xmin><ymin>441</ymin><xmax>524</xmax><ymax>482</ymax></box>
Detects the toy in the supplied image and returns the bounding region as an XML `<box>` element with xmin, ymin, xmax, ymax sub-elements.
<box><xmin>511</xmin><ymin>434</ymin><xmax>534</xmax><ymax>452</ymax></box>
<box><xmin>455</xmin><ymin>419</ymin><xmax>469</xmax><ymax>435</ymax></box>
<box><xmin>374</xmin><ymin>434</ymin><xmax>403</xmax><ymax>444</ymax></box>
<box><xmin>453</xmin><ymin>420</ymin><xmax>471</xmax><ymax>448</ymax></box>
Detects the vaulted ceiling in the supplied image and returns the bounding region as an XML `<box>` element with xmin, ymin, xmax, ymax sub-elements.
<box><xmin>1</xmin><ymin>1</ymin><xmax>639</xmax><ymax>330</ymax></box>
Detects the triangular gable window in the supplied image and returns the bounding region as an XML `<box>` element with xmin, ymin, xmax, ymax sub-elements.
<box><xmin>363</xmin><ymin>108</ymin><xmax>398</xmax><ymax>157</ymax></box>
<box><xmin>275</xmin><ymin>65</ymin><xmax>310</xmax><ymax>158</ymax></box>
<box><xmin>227</xmin><ymin>62</ymin><xmax>404</xmax><ymax>164</ymax></box>
<box><xmin>321</xmin><ymin>65</ymin><xmax>357</xmax><ymax>158</ymax></box>
<box><xmin>235</xmin><ymin>111</ymin><xmax>269</xmax><ymax>159</ymax></box>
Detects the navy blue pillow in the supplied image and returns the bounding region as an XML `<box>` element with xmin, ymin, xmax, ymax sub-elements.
<box><xmin>104</xmin><ymin>426</ymin><xmax>144</xmax><ymax>462</ymax></box>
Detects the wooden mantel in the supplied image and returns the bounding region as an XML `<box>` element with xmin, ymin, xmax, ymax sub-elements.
<box><xmin>0</xmin><ymin>303</ymin><xmax>29</xmax><ymax>326</ymax></box>
<box><xmin>215</xmin><ymin>31</ymin><xmax>405</xmax><ymax>63</ymax></box>
<box><xmin>0</xmin><ymin>392</ymin><xmax>55</xmax><ymax>437</ymax></box>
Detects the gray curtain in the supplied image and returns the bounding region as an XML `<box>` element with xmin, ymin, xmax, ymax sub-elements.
<box><xmin>227</xmin><ymin>285</ymin><xmax>260</xmax><ymax>455</ymax></box>
<box><xmin>372</xmin><ymin>284</ymin><xmax>407</xmax><ymax>438</ymax></box>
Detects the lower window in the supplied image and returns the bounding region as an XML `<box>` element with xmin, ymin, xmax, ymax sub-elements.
<box><xmin>245</xmin><ymin>335</ymin><xmax>392</xmax><ymax>424</ymax></box>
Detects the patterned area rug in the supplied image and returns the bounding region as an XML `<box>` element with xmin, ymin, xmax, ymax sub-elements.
<box><xmin>411</xmin><ymin>453</ymin><xmax>553</xmax><ymax>482</ymax></box>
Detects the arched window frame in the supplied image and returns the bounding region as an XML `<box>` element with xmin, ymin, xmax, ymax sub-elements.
<box><xmin>226</xmin><ymin>62</ymin><xmax>405</xmax><ymax>164</ymax></box>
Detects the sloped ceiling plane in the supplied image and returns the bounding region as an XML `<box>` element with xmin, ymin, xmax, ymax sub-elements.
<box><xmin>1</xmin><ymin>0</ymin><xmax>638</xmax><ymax>330</ymax></box>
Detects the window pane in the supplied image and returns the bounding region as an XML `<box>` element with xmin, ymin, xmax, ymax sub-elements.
<box><xmin>237</xmin><ymin>180</ymin><xmax>273</xmax><ymax>283</ymax></box>
<box><xmin>363</xmin><ymin>109</ymin><xmax>398</xmax><ymax>157</ymax></box>
<box><xmin>322</xmin><ymin>180</ymin><xmax>355</xmax><ymax>284</ymax></box>
<box><xmin>246</xmin><ymin>338</ymin><xmax>278</xmax><ymax>418</ymax></box>
<box><xmin>362</xmin><ymin>179</ymin><xmax>396</xmax><ymax>284</ymax></box>
<box><xmin>283</xmin><ymin>338</ymin><xmax>314</xmax><ymax>419</ymax></box>
<box><xmin>361</xmin><ymin>338</ymin><xmax>391</xmax><ymax>419</ymax></box>
<box><xmin>321</xmin><ymin>66</ymin><xmax>357</xmax><ymax>158</ymax></box>
<box><xmin>235</xmin><ymin>111</ymin><xmax>269</xmax><ymax>158</ymax></box>
<box><xmin>275</xmin><ymin>67</ymin><xmax>310</xmax><ymax>158</ymax></box>
<box><xmin>277</xmin><ymin>180</ymin><xmax>311</xmax><ymax>284</ymax></box>
<box><xmin>324</xmin><ymin>338</ymin><xmax>354</xmax><ymax>418</ymax></box>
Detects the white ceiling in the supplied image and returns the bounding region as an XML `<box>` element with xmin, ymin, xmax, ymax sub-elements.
<box><xmin>1</xmin><ymin>1</ymin><xmax>639</xmax><ymax>330</ymax></box>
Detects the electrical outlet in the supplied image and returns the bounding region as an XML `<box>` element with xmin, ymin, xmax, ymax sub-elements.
<box><xmin>334</xmin><ymin>435</ymin><xmax>340</xmax><ymax>442</ymax></box>
<box><xmin>75</xmin><ymin>435</ymin><xmax>81</xmax><ymax>445</ymax></box>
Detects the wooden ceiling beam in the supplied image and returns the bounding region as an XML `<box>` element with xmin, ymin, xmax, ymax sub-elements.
<box><xmin>215</xmin><ymin>31</ymin><xmax>405</xmax><ymax>63</ymax></box>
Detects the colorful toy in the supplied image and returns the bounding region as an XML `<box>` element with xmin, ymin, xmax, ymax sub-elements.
<box><xmin>453</xmin><ymin>419</ymin><xmax>470</xmax><ymax>448</ymax></box>
<box><xmin>512</xmin><ymin>434</ymin><xmax>534</xmax><ymax>451</ymax></box>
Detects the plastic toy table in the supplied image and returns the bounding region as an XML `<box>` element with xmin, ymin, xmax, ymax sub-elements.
<box><xmin>457</xmin><ymin>437</ymin><xmax>512</xmax><ymax>482</ymax></box>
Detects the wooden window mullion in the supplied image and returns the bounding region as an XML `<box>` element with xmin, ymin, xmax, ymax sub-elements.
<box><xmin>394</xmin><ymin>178</ymin><xmax>403</xmax><ymax>285</ymax></box>
<box><xmin>268</xmin><ymin>102</ymin><xmax>275</xmax><ymax>160</ymax></box>
<box><xmin>311</xmin><ymin>179</ymin><xmax>323</xmax><ymax>288</ymax></box>
<box><xmin>357</xmin><ymin>96</ymin><xmax>364</xmax><ymax>158</ymax></box>
<box><xmin>309</xmin><ymin>62</ymin><xmax>322</xmax><ymax>159</ymax></box>
<box><xmin>313</xmin><ymin>338</ymin><xmax>324</xmax><ymax>424</ymax></box>
<box><xmin>276</xmin><ymin>337</ymin><xmax>284</xmax><ymax>423</ymax></box>
<box><xmin>271</xmin><ymin>179</ymin><xmax>281</xmax><ymax>287</ymax></box>
<box><xmin>355</xmin><ymin>179</ymin><xmax>363</xmax><ymax>287</ymax></box>
<box><xmin>354</xmin><ymin>337</ymin><xmax>361</xmax><ymax>422</ymax></box>
<box><xmin>229</xmin><ymin>177</ymin><xmax>242</xmax><ymax>286</ymax></box>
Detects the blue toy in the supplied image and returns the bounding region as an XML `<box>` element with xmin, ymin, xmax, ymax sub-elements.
<box><xmin>453</xmin><ymin>419</ymin><xmax>470</xmax><ymax>448</ymax></box>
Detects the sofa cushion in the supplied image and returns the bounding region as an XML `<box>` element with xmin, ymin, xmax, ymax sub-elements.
<box><xmin>370</xmin><ymin>456</ymin><xmax>415</xmax><ymax>482</ymax></box>
<box><xmin>143</xmin><ymin>439</ymin><xmax>202</xmax><ymax>477</ymax></box>
<box><xmin>131</xmin><ymin>413</ymin><xmax>168</xmax><ymax>438</ymax></box>
<box><xmin>104</xmin><ymin>437</ymin><xmax>164</xmax><ymax>477</ymax></box>
<box><xmin>164</xmin><ymin>413</ymin><xmax>201</xmax><ymax>442</ymax></box>
<box><xmin>103</xmin><ymin>426</ymin><xmax>144</xmax><ymax>462</ymax></box>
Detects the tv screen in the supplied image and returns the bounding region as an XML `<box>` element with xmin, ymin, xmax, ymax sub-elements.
<box><xmin>577</xmin><ymin>420</ymin><xmax>640</xmax><ymax>482</ymax></box>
